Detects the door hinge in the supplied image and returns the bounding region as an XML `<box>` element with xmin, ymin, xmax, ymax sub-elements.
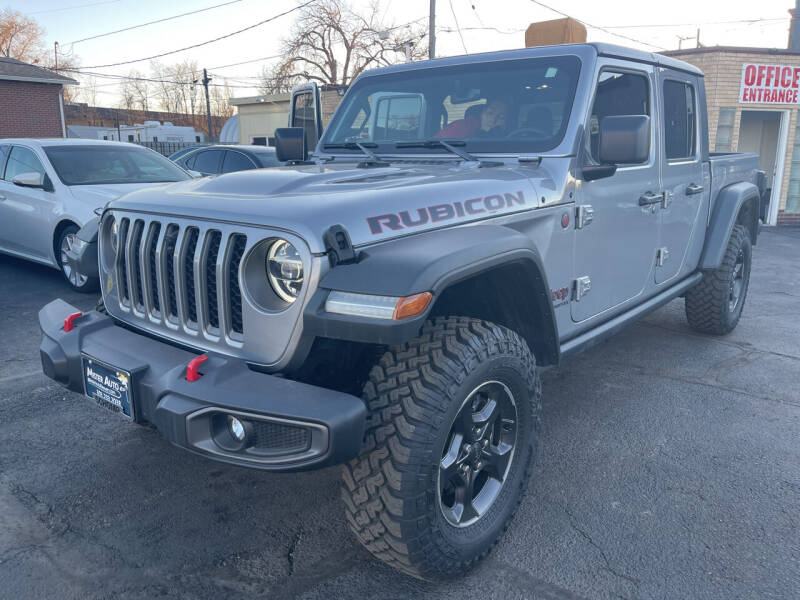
<box><xmin>575</xmin><ymin>205</ymin><xmax>594</xmax><ymax>229</ymax></box>
<box><xmin>661</xmin><ymin>191</ymin><xmax>671</xmax><ymax>209</ymax></box>
<box><xmin>656</xmin><ymin>247</ymin><xmax>670</xmax><ymax>267</ymax></box>
<box><xmin>573</xmin><ymin>276</ymin><xmax>591</xmax><ymax>301</ymax></box>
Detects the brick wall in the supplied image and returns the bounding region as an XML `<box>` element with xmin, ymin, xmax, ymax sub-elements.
<box><xmin>669</xmin><ymin>49</ymin><xmax>800</xmax><ymax>219</ymax></box>
<box><xmin>0</xmin><ymin>80</ymin><xmax>64</xmax><ymax>138</ymax></box>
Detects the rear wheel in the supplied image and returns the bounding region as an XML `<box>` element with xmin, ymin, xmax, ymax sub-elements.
<box><xmin>57</xmin><ymin>225</ymin><xmax>99</xmax><ymax>293</ymax></box>
<box><xmin>685</xmin><ymin>224</ymin><xmax>751</xmax><ymax>335</ymax></box>
<box><xmin>341</xmin><ymin>316</ymin><xmax>541</xmax><ymax>580</ymax></box>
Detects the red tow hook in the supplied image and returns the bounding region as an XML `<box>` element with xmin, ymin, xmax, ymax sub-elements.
<box><xmin>186</xmin><ymin>355</ymin><xmax>208</xmax><ymax>382</ymax></box>
<box><xmin>63</xmin><ymin>312</ymin><xmax>83</xmax><ymax>332</ymax></box>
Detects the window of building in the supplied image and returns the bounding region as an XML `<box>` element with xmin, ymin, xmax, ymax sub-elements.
<box><xmin>588</xmin><ymin>70</ymin><xmax>651</xmax><ymax>164</ymax></box>
<box><xmin>663</xmin><ymin>80</ymin><xmax>697</xmax><ymax>160</ymax></box>
<box><xmin>127</xmin><ymin>134</ymin><xmax>134</xmax><ymax>142</ymax></box>
<box><xmin>4</xmin><ymin>146</ymin><xmax>46</xmax><ymax>182</ymax></box>
<box><xmin>715</xmin><ymin>107</ymin><xmax>736</xmax><ymax>152</ymax></box>
<box><xmin>252</xmin><ymin>137</ymin><xmax>267</xmax><ymax>146</ymax></box>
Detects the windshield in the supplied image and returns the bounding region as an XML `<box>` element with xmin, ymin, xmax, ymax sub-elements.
<box><xmin>322</xmin><ymin>55</ymin><xmax>581</xmax><ymax>155</ymax></box>
<box><xmin>44</xmin><ymin>145</ymin><xmax>190</xmax><ymax>185</ymax></box>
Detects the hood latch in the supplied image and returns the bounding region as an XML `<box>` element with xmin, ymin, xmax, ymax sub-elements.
<box><xmin>323</xmin><ymin>224</ymin><xmax>357</xmax><ymax>267</ymax></box>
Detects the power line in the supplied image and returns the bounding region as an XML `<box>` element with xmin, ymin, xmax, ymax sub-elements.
<box><xmin>28</xmin><ymin>0</ymin><xmax>122</xmax><ymax>15</ymax></box>
<box><xmin>68</xmin><ymin>68</ymin><xmax>257</xmax><ymax>89</ymax></box>
<box><xmin>527</xmin><ymin>0</ymin><xmax>662</xmax><ymax>50</ymax></box>
<box><xmin>601</xmin><ymin>17</ymin><xmax>787</xmax><ymax>29</ymax></box>
<box><xmin>70</xmin><ymin>0</ymin><xmax>318</xmax><ymax>70</ymax></box>
<box><xmin>448</xmin><ymin>0</ymin><xmax>469</xmax><ymax>54</ymax></box>
<box><xmin>67</xmin><ymin>0</ymin><xmax>245</xmax><ymax>45</ymax></box>
<box><xmin>207</xmin><ymin>54</ymin><xmax>283</xmax><ymax>71</ymax></box>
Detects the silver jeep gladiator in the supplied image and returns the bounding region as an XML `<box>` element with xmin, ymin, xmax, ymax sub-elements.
<box><xmin>40</xmin><ymin>43</ymin><xmax>766</xmax><ymax>579</ymax></box>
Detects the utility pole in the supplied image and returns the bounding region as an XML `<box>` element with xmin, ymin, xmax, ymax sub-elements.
<box><xmin>428</xmin><ymin>0</ymin><xmax>436</xmax><ymax>59</ymax></box>
<box><xmin>790</xmin><ymin>0</ymin><xmax>800</xmax><ymax>51</ymax></box>
<box><xmin>54</xmin><ymin>41</ymin><xmax>58</xmax><ymax>70</ymax></box>
<box><xmin>202</xmin><ymin>68</ymin><xmax>214</xmax><ymax>143</ymax></box>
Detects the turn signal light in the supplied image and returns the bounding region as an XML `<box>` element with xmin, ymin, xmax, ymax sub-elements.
<box><xmin>393</xmin><ymin>292</ymin><xmax>433</xmax><ymax>320</ymax></box>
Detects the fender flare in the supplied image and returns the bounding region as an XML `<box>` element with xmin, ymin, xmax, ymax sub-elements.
<box><xmin>700</xmin><ymin>182</ymin><xmax>760</xmax><ymax>270</ymax></box>
<box><xmin>303</xmin><ymin>224</ymin><xmax>558</xmax><ymax>356</ymax></box>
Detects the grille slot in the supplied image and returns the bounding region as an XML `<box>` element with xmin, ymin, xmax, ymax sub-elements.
<box><xmin>205</xmin><ymin>231</ymin><xmax>222</xmax><ymax>330</ymax></box>
<box><xmin>228</xmin><ymin>234</ymin><xmax>247</xmax><ymax>335</ymax></box>
<box><xmin>250</xmin><ymin>421</ymin><xmax>311</xmax><ymax>453</ymax></box>
<box><xmin>184</xmin><ymin>227</ymin><xmax>199</xmax><ymax>324</ymax></box>
<box><xmin>107</xmin><ymin>217</ymin><xmax>252</xmax><ymax>342</ymax></box>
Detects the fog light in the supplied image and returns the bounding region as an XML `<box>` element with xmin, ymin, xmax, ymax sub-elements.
<box><xmin>228</xmin><ymin>416</ymin><xmax>246</xmax><ymax>442</ymax></box>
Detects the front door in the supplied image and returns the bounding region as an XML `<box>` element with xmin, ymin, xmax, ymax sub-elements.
<box><xmin>572</xmin><ymin>64</ymin><xmax>661</xmax><ymax>323</ymax></box>
<box><xmin>656</xmin><ymin>73</ymin><xmax>705</xmax><ymax>284</ymax></box>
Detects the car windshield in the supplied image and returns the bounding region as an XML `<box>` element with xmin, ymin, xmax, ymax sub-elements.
<box><xmin>322</xmin><ymin>55</ymin><xmax>581</xmax><ymax>155</ymax></box>
<box><xmin>44</xmin><ymin>145</ymin><xmax>190</xmax><ymax>185</ymax></box>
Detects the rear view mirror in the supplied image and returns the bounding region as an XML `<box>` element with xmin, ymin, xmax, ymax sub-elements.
<box><xmin>599</xmin><ymin>115</ymin><xmax>650</xmax><ymax>165</ymax></box>
<box><xmin>274</xmin><ymin>127</ymin><xmax>306</xmax><ymax>163</ymax></box>
<box><xmin>12</xmin><ymin>171</ymin><xmax>45</xmax><ymax>188</ymax></box>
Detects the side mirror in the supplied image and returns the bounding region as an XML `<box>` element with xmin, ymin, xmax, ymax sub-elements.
<box><xmin>12</xmin><ymin>171</ymin><xmax>45</xmax><ymax>188</ymax></box>
<box><xmin>274</xmin><ymin>127</ymin><xmax>306</xmax><ymax>163</ymax></box>
<box><xmin>599</xmin><ymin>115</ymin><xmax>650</xmax><ymax>165</ymax></box>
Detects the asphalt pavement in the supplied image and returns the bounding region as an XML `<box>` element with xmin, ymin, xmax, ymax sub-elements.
<box><xmin>1</xmin><ymin>229</ymin><xmax>798</xmax><ymax>600</ymax></box>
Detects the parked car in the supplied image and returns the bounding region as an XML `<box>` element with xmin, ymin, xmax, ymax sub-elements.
<box><xmin>40</xmin><ymin>43</ymin><xmax>767</xmax><ymax>580</ymax></box>
<box><xmin>167</xmin><ymin>145</ymin><xmax>206</xmax><ymax>162</ymax></box>
<box><xmin>0</xmin><ymin>139</ymin><xmax>191</xmax><ymax>291</ymax></box>
<box><xmin>172</xmin><ymin>144</ymin><xmax>284</xmax><ymax>175</ymax></box>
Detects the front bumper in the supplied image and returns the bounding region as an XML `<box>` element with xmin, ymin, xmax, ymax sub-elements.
<box><xmin>39</xmin><ymin>299</ymin><xmax>367</xmax><ymax>471</ymax></box>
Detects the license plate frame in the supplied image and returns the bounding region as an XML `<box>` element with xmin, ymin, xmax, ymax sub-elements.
<box><xmin>82</xmin><ymin>355</ymin><xmax>134</xmax><ymax>420</ymax></box>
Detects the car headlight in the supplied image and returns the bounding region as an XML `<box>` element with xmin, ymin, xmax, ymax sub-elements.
<box><xmin>266</xmin><ymin>239</ymin><xmax>303</xmax><ymax>302</ymax></box>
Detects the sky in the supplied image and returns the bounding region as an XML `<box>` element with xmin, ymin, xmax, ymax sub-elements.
<box><xmin>8</xmin><ymin>0</ymin><xmax>798</xmax><ymax>106</ymax></box>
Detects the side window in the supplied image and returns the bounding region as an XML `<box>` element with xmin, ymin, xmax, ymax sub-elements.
<box><xmin>221</xmin><ymin>151</ymin><xmax>255</xmax><ymax>173</ymax></box>
<box><xmin>5</xmin><ymin>146</ymin><xmax>46</xmax><ymax>182</ymax></box>
<box><xmin>663</xmin><ymin>80</ymin><xmax>697</xmax><ymax>160</ymax></box>
<box><xmin>589</xmin><ymin>70</ymin><xmax>650</xmax><ymax>163</ymax></box>
<box><xmin>0</xmin><ymin>145</ymin><xmax>10</xmax><ymax>179</ymax></box>
<box><xmin>192</xmin><ymin>149</ymin><xmax>223</xmax><ymax>174</ymax></box>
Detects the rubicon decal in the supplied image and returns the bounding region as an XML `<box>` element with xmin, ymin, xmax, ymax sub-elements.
<box><xmin>367</xmin><ymin>191</ymin><xmax>526</xmax><ymax>234</ymax></box>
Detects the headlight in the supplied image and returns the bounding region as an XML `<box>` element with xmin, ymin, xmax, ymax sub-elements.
<box><xmin>266</xmin><ymin>239</ymin><xmax>303</xmax><ymax>302</ymax></box>
<box><xmin>109</xmin><ymin>216</ymin><xmax>118</xmax><ymax>251</ymax></box>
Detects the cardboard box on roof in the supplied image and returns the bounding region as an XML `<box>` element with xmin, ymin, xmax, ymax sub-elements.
<box><xmin>525</xmin><ymin>17</ymin><xmax>587</xmax><ymax>47</ymax></box>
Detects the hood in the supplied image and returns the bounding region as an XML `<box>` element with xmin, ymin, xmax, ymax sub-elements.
<box><xmin>69</xmin><ymin>181</ymin><xmax>175</xmax><ymax>205</ymax></box>
<box><xmin>108</xmin><ymin>162</ymin><xmax>562</xmax><ymax>253</ymax></box>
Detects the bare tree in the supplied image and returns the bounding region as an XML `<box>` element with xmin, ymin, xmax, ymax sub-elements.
<box><xmin>0</xmin><ymin>8</ymin><xmax>46</xmax><ymax>62</ymax></box>
<box><xmin>126</xmin><ymin>70</ymin><xmax>150</xmax><ymax>114</ymax></box>
<box><xmin>210</xmin><ymin>80</ymin><xmax>234</xmax><ymax>118</ymax></box>
<box><xmin>260</xmin><ymin>0</ymin><xmax>426</xmax><ymax>94</ymax></box>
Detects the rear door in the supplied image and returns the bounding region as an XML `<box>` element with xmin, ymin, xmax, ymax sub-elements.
<box><xmin>571</xmin><ymin>64</ymin><xmax>661</xmax><ymax>323</ymax></box>
<box><xmin>656</xmin><ymin>72</ymin><xmax>705</xmax><ymax>284</ymax></box>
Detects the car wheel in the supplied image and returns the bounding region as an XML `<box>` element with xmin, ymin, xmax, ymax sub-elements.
<box><xmin>57</xmin><ymin>225</ymin><xmax>99</xmax><ymax>293</ymax></box>
<box><xmin>685</xmin><ymin>224</ymin><xmax>752</xmax><ymax>335</ymax></box>
<box><xmin>341</xmin><ymin>316</ymin><xmax>541</xmax><ymax>580</ymax></box>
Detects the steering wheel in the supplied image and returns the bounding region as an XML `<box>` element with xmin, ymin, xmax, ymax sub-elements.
<box><xmin>507</xmin><ymin>127</ymin><xmax>550</xmax><ymax>139</ymax></box>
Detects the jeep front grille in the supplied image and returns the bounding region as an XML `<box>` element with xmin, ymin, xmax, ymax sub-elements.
<box><xmin>114</xmin><ymin>216</ymin><xmax>246</xmax><ymax>337</ymax></box>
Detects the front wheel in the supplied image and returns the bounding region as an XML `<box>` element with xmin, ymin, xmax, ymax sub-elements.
<box><xmin>341</xmin><ymin>317</ymin><xmax>541</xmax><ymax>580</ymax></box>
<box><xmin>685</xmin><ymin>224</ymin><xmax>752</xmax><ymax>335</ymax></box>
<box><xmin>57</xmin><ymin>225</ymin><xmax>99</xmax><ymax>293</ymax></box>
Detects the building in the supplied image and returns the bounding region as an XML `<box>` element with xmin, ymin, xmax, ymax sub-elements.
<box><xmin>0</xmin><ymin>57</ymin><xmax>77</xmax><ymax>139</ymax></box>
<box><xmin>230</xmin><ymin>85</ymin><xmax>346</xmax><ymax>145</ymax></box>
<box><xmin>666</xmin><ymin>47</ymin><xmax>800</xmax><ymax>225</ymax></box>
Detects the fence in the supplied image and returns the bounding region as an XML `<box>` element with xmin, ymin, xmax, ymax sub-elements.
<box><xmin>133</xmin><ymin>141</ymin><xmax>212</xmax><ymax>157</ymax></box>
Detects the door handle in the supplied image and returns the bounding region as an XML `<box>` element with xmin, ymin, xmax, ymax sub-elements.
<box><xmin>686</xmin><ymin>183</ymin><xmax>704</xmax><ymax>195</ymax></box>
<box><xmin>638</xmin><ymin>191</ymin><xmax>663</xmax><ymax>206</ymax></box>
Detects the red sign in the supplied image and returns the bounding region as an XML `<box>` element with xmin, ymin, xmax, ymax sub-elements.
<box><xmin>740</xmin><ymin>63</ymin><xmax>800</xmax><ymax>104</ymax></box>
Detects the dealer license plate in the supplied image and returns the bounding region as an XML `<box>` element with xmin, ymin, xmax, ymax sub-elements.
<box><xmin>82</xmin><ymin>356</ymin><xmax>134</xmax><ymax>419</ymax></box>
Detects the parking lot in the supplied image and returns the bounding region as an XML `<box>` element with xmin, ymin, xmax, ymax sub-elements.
<box><xmin>0</xmin><ymin>228</ymin><xmax>797</xmax><ymax>600</ymax></box>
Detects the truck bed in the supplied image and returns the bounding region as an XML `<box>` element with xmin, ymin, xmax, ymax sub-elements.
<box><xmin>708</xmin><ymin>152</ymin><xmax>761</xmax><ymax>221</ymax></box>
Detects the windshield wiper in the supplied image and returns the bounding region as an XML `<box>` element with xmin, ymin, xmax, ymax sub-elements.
<box><xmin>394</xmin><ymin>139</ymin><xmax>500</xmax><ymax>167</ymax></box>
<box><xmin>322</xmin><ymin>141</ymin><xmax>389</xmax><ymax>167</ymax></box>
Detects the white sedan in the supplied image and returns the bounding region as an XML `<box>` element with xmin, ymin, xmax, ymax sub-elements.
<box><xmin>0</xmin><ymin>139</ymin><xmax>192</xmax><ymax>291</ymax></box>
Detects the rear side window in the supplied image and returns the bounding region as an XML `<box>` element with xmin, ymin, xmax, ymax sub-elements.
<box><xmin>221</xmin><ymin>150</ymin><xmax>255</xmax><ymax>173</ymax></box>
<box><xmin>192</xmin><ymin>149</ymin><xmax>223</xmax><ymax>174</ymax></box>
<box><xmin>663</xmin><ymin>80</ymin><xmax>697</xmax><ymax>160</ymax></box>
<box><xmin>589</xmin><ymin>71</ymin><xmax>650</xmax><ymax>164</ymax></box>
<box><xmin>5</xmin><ymin>146</ymin><xmax>46</xmax><ymax>181</ymax></box>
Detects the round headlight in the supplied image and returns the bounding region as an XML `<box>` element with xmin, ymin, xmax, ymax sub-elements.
<box><xmin>266</xmin><ymin>239</ymin><xmax>303</xmax><ymax>303</ymax></box>
<box><xmin>109</xmin><ymin>216</ymin><xmax>118</xmax><ymax>251</ymax></box>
